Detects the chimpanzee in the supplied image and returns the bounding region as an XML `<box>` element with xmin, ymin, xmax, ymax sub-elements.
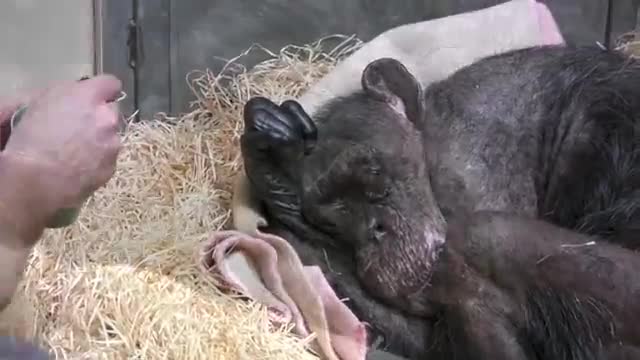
<box><xmin>239</xmin><ymin>44</ymin><xmax>640</xmax><ymax>359</ymax></box>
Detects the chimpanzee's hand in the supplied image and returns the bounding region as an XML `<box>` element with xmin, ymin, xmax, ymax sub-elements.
<box><xmin>241</xmin><ymin>97</ymin><xmax>311</xmax><ymax>219</ymax></box>
<box><xmin>242</xmin><ymin>96</ymin><xmax>316</xmax><ymax>157</ymax></box>
<box><xmin>240</xmin><ymin>97</ymin><xmax>338</xmax><ymax>248</ymax></box>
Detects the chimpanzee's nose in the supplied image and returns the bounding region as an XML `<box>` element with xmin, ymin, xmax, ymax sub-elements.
<box><xmin>367</xmin><ymin>218</ymin><xmax>387</xmax><ymax>244</ymax></box>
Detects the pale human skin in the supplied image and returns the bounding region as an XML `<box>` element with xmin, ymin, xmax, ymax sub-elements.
<box><xmin>0</xmin><ymin>75</ymin><xmax>123</xmax><ymax>312</ymax></box>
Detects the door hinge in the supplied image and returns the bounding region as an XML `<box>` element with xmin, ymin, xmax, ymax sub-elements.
<box><xmin>126</xmin><ymin>17</ymin><xmax>143</xmax><ymax>69</ymax></box>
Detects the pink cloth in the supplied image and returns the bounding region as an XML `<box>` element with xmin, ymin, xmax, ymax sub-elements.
<box><xmin>531</xmin><ymin>0</ymin><xmax>564</xmax><ymax>44</ymax></box>
<box><xmin>200</xmin><ymin>230</ymin><xmax>367</xmax><ymax>360</ymax></box>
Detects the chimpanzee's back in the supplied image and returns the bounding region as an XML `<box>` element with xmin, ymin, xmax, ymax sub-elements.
<box><xmin>424</xmin><ymin>45</ymin><xmax>640</xmax><ymax>248</ymax></box>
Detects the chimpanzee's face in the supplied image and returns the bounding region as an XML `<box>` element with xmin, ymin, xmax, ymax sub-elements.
<box><xmin>300</xmin><ymin>94</ymin><xmax>445</xmax><ymax>316</ymax></box>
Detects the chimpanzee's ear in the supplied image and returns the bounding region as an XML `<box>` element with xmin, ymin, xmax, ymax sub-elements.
<box><xmin>361</xmin><ymin>58</ymin><xmax>425</xmax><ymax>125</ymax></box>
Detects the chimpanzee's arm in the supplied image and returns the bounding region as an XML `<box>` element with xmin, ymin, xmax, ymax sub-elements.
<box><xmin>437</xmin><ymin>216</ymin><xmax>528</xmax><ymax>360</ymax></box>
<box><xmin>0</xmin><ymin>154</ymin><xmax>50</xmax><ymax>312</ymax></box>
<box><xmin>448</xmin><ymin>292</ymin><xmax>527</xmax><ymax>360</ymax></box>
<box><xmin>433</xmin><ymin>251</ymin><xmax>527</xmax><ymax>360</ymax></box>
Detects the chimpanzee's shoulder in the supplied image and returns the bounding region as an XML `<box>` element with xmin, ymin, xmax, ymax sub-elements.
<box><xmin>482</xmin><ymin>44</ymin><xmax>619</xmax><ymax>62</ymax></box>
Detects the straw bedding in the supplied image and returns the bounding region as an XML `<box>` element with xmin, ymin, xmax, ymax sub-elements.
<box><xmin>0</xmin><ymin>36</ymin><xmax>362</xmax><ymax>359</ymax></box>
<box><xmin>616</xmin><ymin>29</ymin><xmax>640</xmax><ymax>58</ymax></box>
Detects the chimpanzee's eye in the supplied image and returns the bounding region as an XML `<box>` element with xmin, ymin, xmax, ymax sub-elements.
<box><xmin>365</xmin><ymin>188</ymin><xmax>389</xmax><ymax>202</ymax></box>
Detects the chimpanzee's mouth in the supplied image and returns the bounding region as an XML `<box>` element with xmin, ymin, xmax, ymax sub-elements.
<box><xmin>354</xmin><ymin>228</ymin><xmax>445</xmax><ymax>317</ymax></box>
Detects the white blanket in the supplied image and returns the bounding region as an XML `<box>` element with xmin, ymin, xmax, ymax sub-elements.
<box><xmin>298</xmin><ymin>0</ymin><xmax>564</xmax><ymax>115</ymax></box>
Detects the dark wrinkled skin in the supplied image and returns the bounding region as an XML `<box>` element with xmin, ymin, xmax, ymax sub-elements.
<box><xmin>241</xmin><ymin>96</ymin><xmax>435</xmax><ymax>357</ymax></box>
<box><xmin>240</xmin><ymin>45</ymin><xmax>640</xmax><ymax>358</ymax></box>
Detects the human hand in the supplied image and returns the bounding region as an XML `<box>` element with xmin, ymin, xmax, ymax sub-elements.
<box><xmin>1</xmin><ymin>75</ymin><xmax>123</xmax><ymax>223</ymax></box>
<box><xmin>0</xmin><ymin>88</ymin><xmax>47</xmax><ymax>147</ymax></box>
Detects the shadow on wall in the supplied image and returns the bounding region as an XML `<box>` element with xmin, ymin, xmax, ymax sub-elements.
<box><xmin>0</xmin><ymin>1</ymin><xmax>94</xmax><ymax>97</ymax></box>
<box><xmin>105</xmin><ymin>0</ymin><xmax>621</xmax><ymax>119</ymax></box>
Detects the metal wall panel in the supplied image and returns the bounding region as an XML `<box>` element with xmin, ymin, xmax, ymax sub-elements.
<box><xmin>100</xmin><ymin>0</ymin><xmax>628</xmax><ymax>119</ymax></box>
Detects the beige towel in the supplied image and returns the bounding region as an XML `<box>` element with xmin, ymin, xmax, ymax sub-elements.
<box><xmin>200</xmin><ymin>230</ymin><xmax>367</xmax><ymax>360</ymax></box>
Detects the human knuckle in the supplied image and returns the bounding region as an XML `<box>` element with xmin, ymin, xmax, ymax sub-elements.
<box><xmin>96</xmin><ymin>107</ymin><xmax>120</xmax><ymax>130</ymax></box>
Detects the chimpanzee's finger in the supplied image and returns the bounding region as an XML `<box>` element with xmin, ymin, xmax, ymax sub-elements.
<box><xmin>249</xmin><ymin>109</ymin><xmax>301</xmax><ymax>143</ymax></box>
<box><xmin>244</xmin><ymin>97</ymin><xmax>287</xmax><ymax>130</ymax></box>
<box><xmin>240</xmin><ymin>130</ymin><xmax>278</xmax><ymax>155</ymax></box>
<box><xmin>241</xmin><ymin>135</ymin><xmax>297</xmax><ymax>213</ymax></box>
<box><xmin>280</xmin><ymin>100</ymin><xmax>316</xmax><ymax>140</ymax></box>
<box><xmin>243</xmin><ymin>97</ymin><xmax>301</xmax><ymax>137</ymax></box>
<box><xmin>280</xmin><ymin>100</ymin><xmax>317</xmax><ymax>154</ymax></box>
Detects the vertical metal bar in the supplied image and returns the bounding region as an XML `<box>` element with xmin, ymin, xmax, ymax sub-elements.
<box><xmin>168</xmin><ymin>1</ymin><xmax>173</xmax><ymax>115</ymax></box>
<box><xmin>132</xmin><ymin>0</ymin><xmax>140</xmax><ymax>122</ymax></box>
<box><xmin>93</xmin><ymin>0</ymin><xmax>103</xmax><ymax>75</ymax></box>
<box><xmin>96</xmin><ymin>0</ymin><xmax>136</xmax><ymax>116</ymax></box>
<box><xmin>134</xmin><ymin>0</ymin><xmax>172</xmax><ymax>120</ymax></box>
<box><xmin>604</xmin><ymin>0</ymin><xmax>613</xmax><ymax>48</ymax></box>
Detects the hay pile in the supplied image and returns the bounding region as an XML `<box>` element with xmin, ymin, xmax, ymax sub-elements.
<box><xmin>0</xmin><ymin>36</ymin><xmax>362</xmax><ymax>359</ymax></box>
<box><xmin>616</xmin><ymin>29</ymin><xmax>640</xmax><ymax>58</ymax></box>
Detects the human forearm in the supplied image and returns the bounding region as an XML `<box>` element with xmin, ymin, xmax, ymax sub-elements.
<box><xmin>0</xmin><ymin>152</ymin><xmax>48</xmax><ymax>248</ymax></box>
<box><xmin>0</xmin><ymin>76</ymin><xmax>123</xmax><ymax>314</ymax></box>
<box><xmin>0</xmin><ymin>153</ymin><xmax>49</xmax><ymax>312</ymax></box>
<box><xmin>0</xmin><ymin>243</ymin><xmax>30</xmax><ymax>312</ymax></box>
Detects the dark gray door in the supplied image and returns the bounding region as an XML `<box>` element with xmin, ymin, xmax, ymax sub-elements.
<box><xmin>97</xmin><ymin>0</ymin><xmax>636</xmax><ymax>120</ymax></box>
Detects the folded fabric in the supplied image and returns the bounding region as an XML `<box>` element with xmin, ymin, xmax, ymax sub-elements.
<box><xmin>199</xmin><ymin>230</ymin><xmax>367</xmax><ymax>360</ymax></box>
<box><xmin>298</xmin><ymin>0</ymin><xmax>564</xmax><ymax>116</ymax></box>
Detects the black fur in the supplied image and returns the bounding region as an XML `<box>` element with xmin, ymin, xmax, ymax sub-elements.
<box><xmin>239</xmin><ymin>45</ymin><xmax>640</xmax><ymax>359</ymax></box>
<box><xmin>532</xmin><ymin>47</ymin><xmax>640</xmax><ymax>249</ymax></box>
<box><xmin>406</xmin><ymin>288</ymin><xmax>619</xmax><ymax>360</ymax></box>
<box><xmin>521</xmin><ymin>287</ymin><xmax>614</xmax><ymax>360</ymax></box>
